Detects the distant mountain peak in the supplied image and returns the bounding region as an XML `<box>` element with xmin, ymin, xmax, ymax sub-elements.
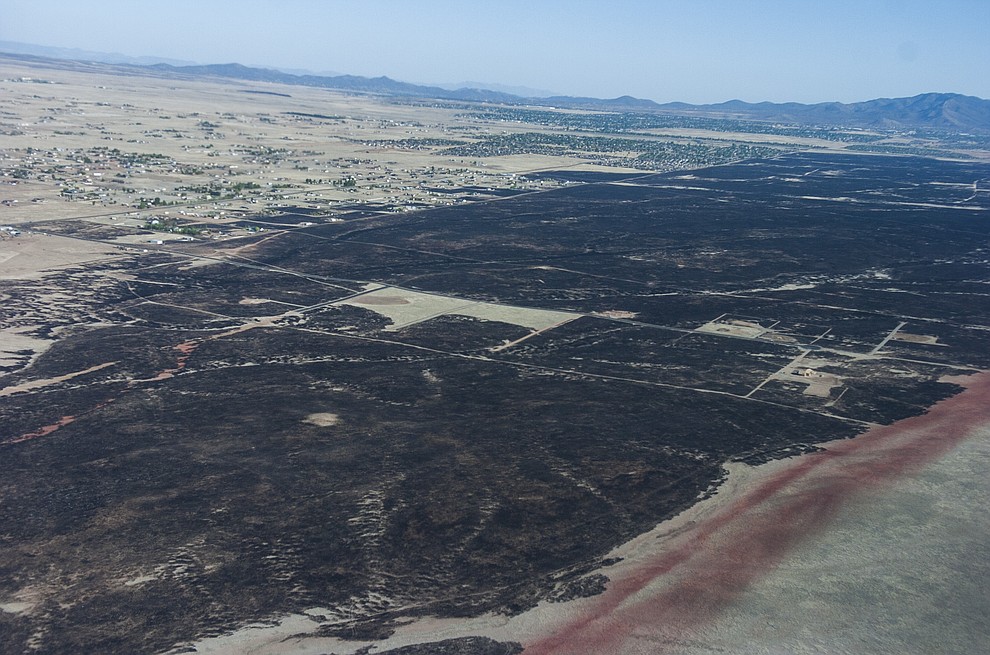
<box><xmin>2</xmin><ymin>43</ymin><xmax>988</xmax><ymax>133</ymax></box>
<box><xmin>0</xmin><ymin>39</ymin><xmax>197</xmax><ymax>67</ymax></box>
<box><xmin>431</xmin><ymin>80</ymin><xmax>557</xmax><ymax>98</ymax></box>
<box><xmin>654</xmin><ymin>93</ymin><xmax>990</xmax><ymax>132</ymax></box>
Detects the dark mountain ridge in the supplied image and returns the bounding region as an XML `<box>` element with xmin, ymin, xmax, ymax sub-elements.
<box><xmin>3</xmin><ymin>49</ymin><xmax>989</xmax><ymax>133</ymax></box>
<box><xmin>660</xmin><ymin>93</ymin><xmax>990</xmax><ymax>132</ymax></box>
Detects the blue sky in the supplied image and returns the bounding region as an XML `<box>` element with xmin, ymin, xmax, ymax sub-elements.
<box><xmin>1</xmin><ymin>0</ymin><xmax>988</xmax><ymax>104</ymax></box>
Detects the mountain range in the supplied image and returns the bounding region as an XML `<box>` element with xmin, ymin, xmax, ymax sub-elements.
<box><xmin>2</xmin><ymin>43</ymin><xmax>988</xmax><ymax>133</ymax></box>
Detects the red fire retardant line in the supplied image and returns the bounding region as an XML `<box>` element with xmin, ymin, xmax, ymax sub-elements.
<box><xmin>7</xmin><ymin>414</ymin><xmax>78</xmax><ymax>444</ymax></box>
<box><xmin>5</xmin><ymin>398</ymin><xmax>117</xmax><ymax>445</ymax></box>
<box><xmin>6</xmin><ymin>340</ymin><xmax>201</xmax><ymax>445</ymax></box>
<box><xmin>525</xmin><ymin>372</ymin><xmax>990</xmax><ymax>655</ymax></box>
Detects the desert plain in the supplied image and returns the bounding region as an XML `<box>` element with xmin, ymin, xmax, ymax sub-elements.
<box><xmin>2</xmin><ymin>54</ymin><xmax>989</xmax><ymax>655</ymax></box>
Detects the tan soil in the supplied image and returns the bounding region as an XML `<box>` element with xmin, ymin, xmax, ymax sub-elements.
<box><xmin>303</xmin><ymin>413</ymin><xmax>340</xmax><ymax>427</ymax></box>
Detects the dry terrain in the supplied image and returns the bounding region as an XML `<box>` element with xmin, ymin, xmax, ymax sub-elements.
<box><xmin>2</xmin><ymin>55</ymin><xmax>989</xmax><ymax>655</ymax></box>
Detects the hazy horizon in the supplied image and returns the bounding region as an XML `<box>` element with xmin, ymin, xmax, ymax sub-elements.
<box><xmin>2</xmin><ymin>0</ymin><xmax>989</xmax><ymax>105</ymax></box>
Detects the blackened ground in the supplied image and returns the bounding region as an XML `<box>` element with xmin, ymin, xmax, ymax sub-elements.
<box><xmin>1</xmin><ymin>153</ymin><xmax>988</xmax><ymax>654</ymax></box>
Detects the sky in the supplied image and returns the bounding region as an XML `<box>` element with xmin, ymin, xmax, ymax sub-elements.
<box><xmin>1</xmin><ymin>0</ymin><xmax>988</xmax><ymax>104</ymax></box>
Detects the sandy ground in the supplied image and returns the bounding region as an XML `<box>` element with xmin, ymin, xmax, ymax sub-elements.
<box><xmin>170</xmin><ymin>372</ymin><xmax>990</xmax><ymax>655</ymax></box>
<box><xmin>660</xmin><ymin>424</ymin><xmax>990</xmax><ymax>655</ymax></box>
<box><xmin>0</xmin><ymin>361</ymin><xmax>116</xmax><ymax>396</ymax></box>
<box><xmin>339</xmin><ymin>286</ymin><xmax>577</xmax><ymax>332</ymax></box>
<box><xmin>0</xmin><ymin>329</ymin><xmax>52</xmax><ymax>367</ymax></box>
<box><xmin>0</xmin><ymin>232</ymin><xmax>122</xmax><ymax>280</ymax></box>
<box><xmin>0</xmin><ymin>232</ymin><xmax>125</xmax><ymax>368</ymax></box>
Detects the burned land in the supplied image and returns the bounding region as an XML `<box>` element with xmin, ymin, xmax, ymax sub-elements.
<box><xmin>1</xmin><ymin>151</ymin><xmax>989</xmax><ymax>654</ymax></box>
